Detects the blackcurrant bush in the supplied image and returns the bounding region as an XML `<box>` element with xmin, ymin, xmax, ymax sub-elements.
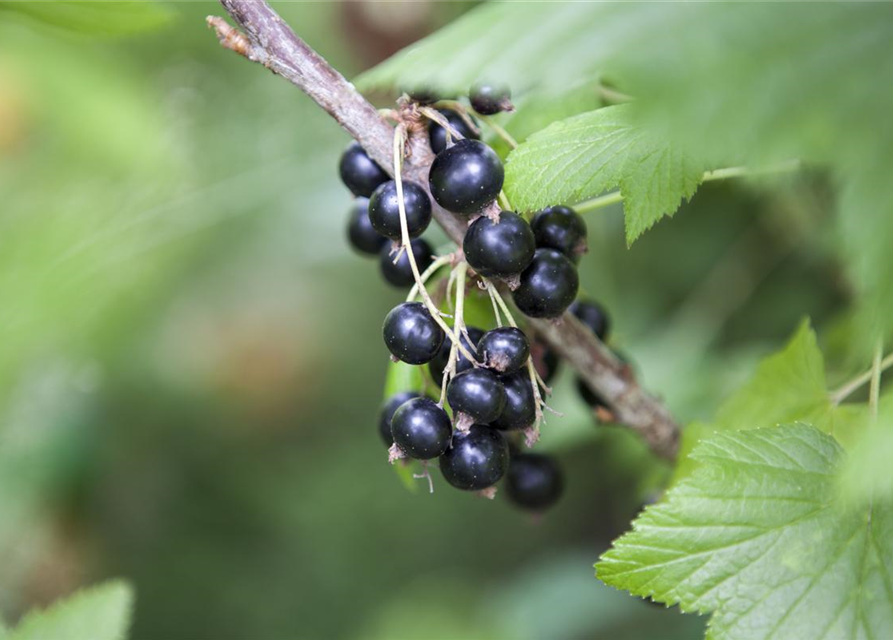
<box><xmin>429</xmin><ymin>109</ymin><xmax>480</xmax><ymax>155</ymax></box>
<box><xmin>512</xmin><ymin>248</ymin><xmax>579</xmax><ymax>319</ymax></box>
<box><xmin>428</xmin><ymin>139</ymin><xmax>504</xmax><ymax>215</ymax></box>
<box><xmin>576</xmin><ymin>377</ymin><xmax>608</xmax><ymax>410</ymax></box>
<box><xmin>378</xmin><ymin>391</ymin><xmax>420</xmax><ymax>447</ymax></box>
<box><xmin>505</xmin><ymin>453</ymin><xmax>564</xmax><ymax>511</ymax></box>
<box><xmin>469</xmin><ymin>81</ymin><xmax>513</xmax><ymax>116</ymax></box>
<box><xmin>429</xmin><ymin>327</ymin><xmax>483</xmax><ymax>384</ymax></box>
<box><xmin>346</xmin><ymin>197</ymin><xmax>387</xmax><ymax>256</ymax></box>
<box><xmin>391</xmin><ymin>397</ymin><xmax>452</xmax><ymax>459</ymax></box>
<box><xmin>463</xmin><ymin>211</ymin><xmax>536</xmax><ymax>279</ymax></box>
<box><xmin>570</xmin><ymin>299</ymin><xmax>610</xmax><ymax>341</ymax></box>
<box><xmin>478</xmin><ymin>327</ymin><xmax>529</xmax><ymax>375</ymax></box>
<box><xmin>530</xmin><ymin>205</ymin><xmax>587</xmax><ymax>259</ymax></box>
<box><xmin>368</xmin><ymin>180</ymin><xmax>432</xmax><ymax>241</ymax></box>
<box><xmin>491</xmin><ymin>371</ymin><xmax>536</xmax><ymax>431</ymax></box>
<box><xmin>531</xmin><ymin>340</ymin><xmax>560</xmax><ymax>384</ymax></box>
<box><xmin>339</xmin><ymin>141</ymin><xmax>388</xmax><ymax>197</ymax></box>
<box><xmin>440</xmin><ymin>425</ymin><xmax>509</xmax><ymax>490</ymax></box>
<box><xmin>447</xmin><ymin>369</ymin><xmax>507</xmax><ymax>425</ymax></box>
<box><xmin>379</xmin><ymin>238</ymin><xmax>434</xmax><ymax>288</ymax></box>
<box><xmin>383</xmin><ymin>302</ymin><xmax>445</xmax><ymax>365</ymax></box>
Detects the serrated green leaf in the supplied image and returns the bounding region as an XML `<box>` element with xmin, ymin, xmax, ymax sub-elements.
<box><xmin>504</xmin><ymin>105</ymin><xmax>706</xmax><ymax>244</ymax></box>
<box><xmin>597</xmin><ymin>425</ymin><xmax>893</xmax><ymax>640</ymax></box>
<box><xmin>1</xmin><ymin>1</ymin><xmax>173</xmax><ymax>36</ymax></box>
<box><xmin>9</xmin><ymin>580</ymin><xmax>133</xmax><ymax>640</ymax></box>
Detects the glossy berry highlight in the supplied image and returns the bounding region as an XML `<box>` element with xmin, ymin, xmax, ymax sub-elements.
<box><xmin>447</xmin><ymin>369</ymin><xmax>507</xmax><ymax>425</ymax></box>
<box><xmin>428</xmin><ymin>139</ymin><xmax>504</xmax><ymax>215</ymax></box>
<box><xmin>469</xmin><ymin>81</ymin><xmax>513</xmax><ymax>115</ymax></box>
<box><xmin>379</xmin><ymin>238</ymin><xmax>434</xmax><ymax>288</ymax></box>
<box><xmin>440</xmin><ymin>425</ymin><xmax>509</xmax><ymax>491</ymax></box>
<box><xmin>512</xmin><ymin>248</ymin><xmax>580</xmax><ymax>318</ymax></box>
<box><xmin>378</xmin><ymin>391</ymin><xmax>420</xmax><ymax>447</ymax></box>
<box><xmin>478</xmin><ymin>327</ymin><xmax>529</xmax><ymax>375</ymax></box>
<box><xmin>382</xmin><ymin>302</ymin><xmax>444</xmax><ymax>365</ymax></box>
<box><xmin>339</xmin><ymin>141</ymin><xmax>388</xmax><ymax>197</ymax></box>
<box><xmin>505</xmin><ymin>453</ymin><xmax>564</xmax><ymax>511</ymax></box>
<box><xmin>368</xmin><ymin>180</ymin><xmax>432</xmax><ymax>240</ymax></box>
<box><xmin>463</xmin><ymin>211</ymin><xmax>536</xmax><ymax>279</ymax></box>
<box><xmin>429</xmin><ymin>109</ymin><xmax>479</xmax><ymax>155</ymax></box>
<box><xmin>530</xmin><ymin>205</ymin><xmax>587</xmax><ymax>259</ymax></box>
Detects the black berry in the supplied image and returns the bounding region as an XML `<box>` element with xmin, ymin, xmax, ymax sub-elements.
<box><xmin>383</xmin><ymin>302</ymin><xmax>444</xmax><ymax>365</ymax></box>
<box><xmin>530</xmin><ymin>205</ymin><xmax>587</xmax><ymax>259</ymax></box>
<box><xmin>346</xmin><ymin>197</ymin><xmax>387</xmax><ymax>256</ymax></box>
<box><xmin>492</xmin><ymin>371</ymin><xmax>536</xmax><ymax>431</ymax></box>
<box><xmin>368</xmin><ymin>180</ymin><xmax>432</xmax><ymax>241</ymax></box>
<box><xmin>429</xmin><ymin>327</ymin><xmax>483</xmax><ymax>384</ymax></box>
<box><xmin>440</xmin><ymin>425</ymin><xmax>509</xmax><ymax>490</ymax></box>
<box><xmin>478</xmin><ymin>327</ymin><xmax>529</xmax><ymax>375</ymax></box>
<box><xmin>463</xmin><ymin>211</ymin><xmax>536</xmax><ymax>278</ymax></box>
<box><xmin>512</xmin><ymin>248</ymin><xmax>579</xmax><ymax>319</ymax></box>
<box><xmin>379</xmin><ymin>238</ymin><xmax>434</xmax><ymax>288</ymax></box>
<box><xmin>429</xmin><ymin>109</ymin><xmax>480</xmax><ymax>155</ymax></box>
<box><xmin>378</xmin><ymin>391</ymin><xmax>420</xmax><ymax>446</ymax></box>
<box><xmin>531</xmin><ymin>340</ymin><xmax>560</xmax><ymax>384</ymax></box>
<box><xmin>428</xmin><ymin>139</ymin><xmax>504</xmax><ymax>215</ymax></box>
<box><xmin>404</xmin><ymin>86</ymin><xmax>439</xmax><ymax>104</ymax></box>
<box><xmin>339</xmin><ymin>141</ymin><xmax>388</xmax><ymax>197</ymax></box>
<box><xmin>505</xmin><ymin>453</ymin><xmax>564</xmax><ymax>511</ymax></box>
<box><xmin>391</xmin><ymin>397</ymin><xmax>452</xmax><ymax>459</ymax></box>
<box><xmin>447</xmin><ymin>369</ymin><xmax>507</xmax><ymax>425</ymax></box>
<box><xmin>570</xmin><ymin>300</ymin><xmax>610</xmax><ymax>341</ymax></box>
<box><xmin>576</xmin><ymin>377</ymin><xmax>608</xmax><ymax>410</ymax></box>
<box><xmin>469</xmin><ymin>81</ymin><xmax>513</xmax><ymax>115</ymax></box>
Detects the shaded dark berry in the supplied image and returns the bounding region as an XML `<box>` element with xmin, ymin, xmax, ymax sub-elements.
<box><xmin>469</xmin><ymin>81</ymin><xmax>513</xmax><ymax>115</ymax></box>
<box><xmin>428</xmin><ymin>139</ymin><xmax>504</xmax><ymax>215</ymax></box>
<box><xmin>404</xmin><ymin>86</ymin><xmax>439</xmax><ymax>104</ymax></box>
<box><xmin>478</xmin><ymin>327</ymin><xmax>529</xmax><ymax>375</ymax></box>
<box><xmin>440</xmin><ymin>425</ymin><xmax>509</xmax><ymax>490</ymax></box>
<box><xmin>339</xmin><ymin>141</ymin><xmax>388</xmax><ymax>197</ymax></box>
<box><xmin>512</xmin><ymin>248</ymin><xmax>579</xmax><ymax>319</ymax></box>
<box><xmin>570</xmin><ymin>300</ymin><xmax>610</xmax><ymax>341</ymax></box>
<box><xmin>463</xmin><ymin>211</ymin><xmax>536</xmax><ymax>278</ymax></box>
<box><xmin>492</xmin><ymin>371</ymin><xmax>536</xmax><ymax>431</ymax></box>
<box><xmin>346</xmin><ymin>197</ymin><xmax>387</xmax><ymax>256</ymax></box>
<box><xmin>429</xmin><ymin>327</ymin><xmax>483</xmax><ymax>384</ymax></box>
<box><xmin>531</xmin><ymin>340</ymin><xmax>560</xmax><ymax>384</ymax></box>
<box><xmin>447</xmin><ymin>369</ymin><xmax>507</xmax><ymax>425</ymax></box>
<box><xmin>379</xmin><ymin>238</ymin><xmax>434</xmax><ymax>288</ymax></box>
<box><xmin>429</xmin><ymin>109</ymin><xmax>480</xmax><ymax>155</ymax></box>
<box><xmin>383</xmin><ymin>302</ymin><xmax>444</xmax><ymax>365</ymax></box>
<box><xmin>378</xmin><ymin>391</ymin><xmax>420</xmax><ymax>447</ymax></box>
<box><xmin>530</xmin><ymin>205</ymin><xmax>587</xmax><ymax>259</ymax></box>
<box><xmin>368</xmin><ymin>180</ymin><xmax>432</xmax><ymax>241</ymax></box>
<box><xmin>391</xmin><ymin>397</ymin><xmax>452</xmax><ymax>459</ymax></box>
<box><xmin>505</xmin><ymin>453</ymin><xmax>564</xmax><ymax>511</ymax></box>
<box><xmin>576</xmin><ymin>377</ymin><xmax>608</xmax><ymax>410</ymax></box>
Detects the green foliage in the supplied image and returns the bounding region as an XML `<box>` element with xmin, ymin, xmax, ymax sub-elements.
<box><xmin>598</xmin><ymin>425</ymin><xmax>893</xmax><ymax>640</ymax></box>
<box><xmin>8</xmin><ymin>581</ymin><xmax>133</xmax><ymax>640</ymax></box>
<box><xmin>0</xmin><ymin>1</ymin><xmax>173</xmax><ymax>36</ymax></box>
<box><xmin>383</xmin><ymin>359</ymin><xmax>424</xmax><ymax>399</ymax></box>
<box><xmin>838</xmin><ymin>394</ymin><xmax>893</xmax><ymax>508</ymax></box>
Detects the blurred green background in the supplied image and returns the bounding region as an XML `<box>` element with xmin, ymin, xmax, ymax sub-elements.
<box><xmin>0</xmin><ymin>2</ymin><xmax>850</xmax><ymax>638</ymax></box>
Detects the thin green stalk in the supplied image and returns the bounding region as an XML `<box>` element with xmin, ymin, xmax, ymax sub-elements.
<box><xmin>830</xmin><ymin>352</ymin><xmax>893</xmax><ymax>405</ymax></box>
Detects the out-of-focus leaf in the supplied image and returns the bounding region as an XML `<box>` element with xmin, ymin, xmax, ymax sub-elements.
<box><xmin>838</xmin><ymin>393</ymin><xmax>893</xmax><ymax>508</ymax></box>
<box><xmin>1</xmin><ymin>1</ymin><xmax>173</xmax><ymax>36</ymax></box>
<box><xmin>382</xmin><ymin>360</ymin><xmax>423</xmax><ymax>398</ymax></box>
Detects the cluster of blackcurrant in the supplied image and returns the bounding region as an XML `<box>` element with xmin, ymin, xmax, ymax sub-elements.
<box><xmin>339</xmin><ymin>83</ymin><xmax>612</xmax><ymax>512</ymax></box>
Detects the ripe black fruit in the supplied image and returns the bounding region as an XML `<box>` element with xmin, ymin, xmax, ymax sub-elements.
<box><xmin>530</xmin><ymin>205</ymin><xmax>587</xmax><ymax>259</ymax></box>
<box><xmin>429</xmin><ymin>327</ymin><xmax>483</xmax><ymax>384</ymax></box>
<box><xmin>531</xmin><ymin>340</ymin><xmax>560</xmax><ymax>384</ymax></box>
<box><xmin>391</xmin><ymin>397</ymin><xmax>452</xmax><ymax>459</ymax></box>
<box><xmin>378</xmin><ymin>391</ymin><xmax>420</xmax><ymax>446</ymax></box>
<box><xmin>576</xmin><ymin>377</ymin><xmax>608</xmax><ymax>410</ymax></box>
<box><xmin>339</xmin><ymin>141</ymin><xmax>388</xmax><ymax>197</ymax></box>
<box><xmin>379</xmin><ymin>238</ymin><xmax>434</xmax><ymax>288</ymax></box>
<box><xmin>478</xmin><ymin>327</ymin><xmax>529</xmax><ymax>375</ymax></box>
<box><xmin>463</xmin><ymin>211</ymin><xmax>536</xmax><ymax>278</ymax></box>
<box><xmin>346</xmin><ymin>197</ymin><xmax>387</xmax><ymax>256</ymax></box>
<box><xmin>428</xmin><ymin>139</ymin><xmax>504</xmax><ymax>215</ymax></box>
<box><xmin>447</xmin><ymin>369</ymin><xmax>507</xmax><ymax>425</ymax></box>
<box><xmin>368</xmin><ymin>180</ymin><xmax>432</xmax><ymax>241</ymax></box>
<box><xmin>505</xmin><ymin>453</ymin><xmax>564</xmax><ymax>511</ymax></box>
<box><xmin>383</xmin><ymin>302</ymin><xmax>444</xmax><ymax>365</ymax></box>
<box><xmin>469</xmin><ymin>81</ymin><xmax>512</xmax><ymax>116</ymax></box>
<box><xmin>512</xmin><ymin>248</ymin><xmax>579</xmax><ymax>319</ymax></box>
<box><xmin>492</xmin><ymin>371</ymin><xmax>536</xmax><ymax>431</ymax></box>
<box><xmin>429</xmin><ymin>109</ymin><xmax>479</xmax><ymax>155</ymax></box>
<box><xmin>570</xmin><ymin>300</ymin><xmax>610</xmax><ymax>341</ymax></box>
<box><xmin>440</xmin><ymin>425</ymin><xmax>509</xmax><ymax>490</ymax></box>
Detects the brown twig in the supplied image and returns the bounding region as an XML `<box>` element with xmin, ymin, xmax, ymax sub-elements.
<box><xmin>207</xmin><ymin>0</ymin><xmax>680</xmax><ymax>459</ymax></box>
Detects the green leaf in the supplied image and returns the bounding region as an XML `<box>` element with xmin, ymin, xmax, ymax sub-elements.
<box><xmin>838</xmin><ymin>394</ymin><xmax>893</xmax><ymax>508</ymax></box>
<box><xmin>382</xmin><ymin>359</ymin><xmax>423</xmax><ymax>399</ymax></box>
<box><xmin>597</xmin><ymin>425</ymin><xmax>893</xmax><ymax>640</ymax></box>
<box><xmin>503</xmin><ymin>105</ymin><xmax>706</xmax><ymax>244</ymax></box>
<box><xmin>8</xmin><ymin>580</ymin><xmax>133</xmax><ymax>640</ymax></box>
<box><xmin>0</xmin><ymin>1</ymin><xmax>173</xmax><ymax>36</ymax></box>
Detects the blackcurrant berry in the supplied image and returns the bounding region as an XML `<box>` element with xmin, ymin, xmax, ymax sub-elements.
<box><xmin>440</xmin><ymin>425</ymin><xmax>509</xmax><ymax>490</ymax></box>
<box><xmin>469</xmin><ymin>81</ymin><xmax>513</xmax><ymax>116</ymax></box>
<box><xmin>379</xmin><ymin>238</ymin><xmax>434</xmax><ymax>288</ymax></box>
<box><xmin>346</xmin><ymin>197</ymin><xmax>387</xmax><ymax>256</ymax></box>
<box><xmin>368</xmin><ymin>180</ymin><xmax>432</xmax><ymax>241</ymax></box>
<box><xmin>463</xmin><ymin>211</ymin><xmax>536</xmax><ymax>279</ymax></box>
<box><xmin>390</xmin><ymin>397</ymin><xmax>452</xmax><ymax>459</ymax></box>
<box><xmin>447</xmin><ymin>369</ymin><xmax>507</xmax><ymax>425</ymax></box>
<box><xmin>491</xmin><ymin>371</ymin><xmax>536</xmax><ymax>431</ymax></box>
<box><xmin>378</xmin><ymin>391</ymin><xmax>420</xmax><ymax>446</ymax></box>
<box><xmin>505</xmin><ymin>453</ymin><xmax>564</xmax><ymax>511</ymax></box>
<box><xmin>429</xmin><ymin>327</ymin><xmax>483</xmax><ymax>384</ymax></box>
<box><xmin>576</xmin><ymin>377</ymin><xmax>608</xmax><ymax>410</ymax></box>
<box><xmin>383</xmin><ymin>302</ymin><xmax>445</xmax><ymax>365</ymax></box>
<box><xmin>512</xmin><ymin>248</ymin><xmax>579</xmax><ymax>319</ymax></box>
<box><xmin>428</xmin><ymin>139</ymin><xmax>504</xmax><ymax>215</ymax></box>
<box><xmin>478</xmin><ymin>327</ymin><xmax>529</xmax><ymax>375</ymax></box>
<box><xmin>531</xmin><ymin>340</ymin><xmax>560</xmax><ymax>384</ymax></box>
<box><xmin>530</xmin><ymin>205</ymin><xmax>587</xmax><ymax>259</ymax></box>
<box><xmin>339</xmin><ymin>141</ymin><xmax>388</xmax><ymax>197</ymax></box>
<box><xmin>404</xmin><ymin>86</ymin><xmax>439</xmax><ymax>105</ymax></box>
<box><xmin>429</xmin><ymin>109</ymin><xmax>480</xmax><ymax>155</ymax></box>
<box><xmin>570</xmin><ymin>300</ymin><xmax>610</xmax><ymax>341</ymax></box>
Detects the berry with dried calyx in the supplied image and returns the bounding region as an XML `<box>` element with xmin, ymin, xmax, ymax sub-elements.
<box><xmin>512</xmin><ymin>248</ymin><xmax>579</xmax><ymax>319</ymax></box>
<box><xmin>530</xmin><ymin>205</ymin><xmax>587</xmax><ymax>260</ymax></box>
<box><xmin>469</xmin><ymin>81</ymin><xmax>513</xmax><ymax>115</ymax></box>
<box><xmin>382</xmin><ymin>302</ymin><xmax>445</xmax><ymax>365</ymax></box>
<box><xmin>428</xmin><ymin>139</ymin><xmax>504</xmax><ymax>215</ymax></box>
<box><xmin>429</xmin><ymin>109</ymin><xmax>479</xmax><ymax>155</ymax></box>
<box><xmin>379</xmin><ymin>238</ymin><xmax>434</xmax><ymax>288</ymax></box>
<box><xmin>339</xmin><ymin>141</ymin><xmax>388</xmax><ymax>197</ymax></box>
<box><xmin>368</xmin><ymin>180</ymin><xmax>432</xmax><ymax>241</ymax></box>
<box><xmin>378</xmin><ymin>391</ymin><xmax>420</xmax><ymax>446</ymax></box>
<box><xmin>391</xmin><ymin>397</ymin><xmax>452</xmax><ymax>459</ymax></box>
<box><xmin>477</xmin><ymin>327</ymin><xmax>529</xmax><ymax>375</ymax></box>
<box><xmin>440</xmin><ymin>425</ymin><xmax>509</xmax><ymax>491</ymax></box>
<box><xmin>463</xmin><ymin>211</ymin><xmax>536</xmax><ymax>279</ymax></box>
